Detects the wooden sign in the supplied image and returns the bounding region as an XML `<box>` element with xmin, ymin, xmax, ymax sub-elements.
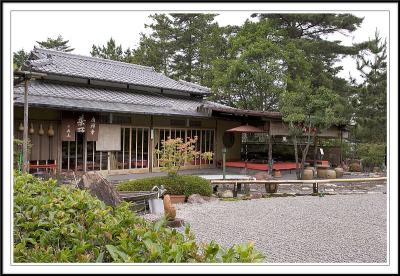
<box><xmin>86</xmin><ymin>114</ymin><xmax>99</xmax><ymax>141</ymax></box>
<box><xmin>61</xmin><ymin>118</ymin><xmax>76</xmax><ymax>141</ymax></box>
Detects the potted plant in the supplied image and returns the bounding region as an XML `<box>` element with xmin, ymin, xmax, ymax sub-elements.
<box><xmin>156</xmin><ymin>136</ymin><xmax>213</xmax><ymax>203</ymax></box>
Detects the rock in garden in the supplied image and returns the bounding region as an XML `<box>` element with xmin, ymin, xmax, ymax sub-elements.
<box><xmin>77</xmin><ymin>171</ymin><xmax>122</xmax><ymax>207</ymax></box>
<box><xmin>166</xmin><ymin>218</ymin><xmax>185</xmax><ymax>228</ymax></box>
<box><xmin>219</xmin><ymin>190</ymin><xmax>233</xmax><ymax>198</ymax></box>
<box><xmin>250</xmin><ymin>193</ymin><xmax>263</xmax><ymax>199</ymax></box>
<box><xmin>187</xmin><ymin>194</ymin><xmax>207</xmax><ymax>204</ymax></box>
<box><xmin>203</xmin><ymin>196</ymin><xmax>219</xmax><ymax>203</ymax></box>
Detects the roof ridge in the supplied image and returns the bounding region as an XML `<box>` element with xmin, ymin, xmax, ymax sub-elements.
<box><xmin>33</xmin><ymin>47</ymin><xmax>155</xmax><ymax>72</ymax></box>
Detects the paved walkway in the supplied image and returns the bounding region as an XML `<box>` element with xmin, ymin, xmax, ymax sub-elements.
<box><xmin>175</xmin><ymin>193</ymin><xmax>387</xmax><ymax>263</ymax></box>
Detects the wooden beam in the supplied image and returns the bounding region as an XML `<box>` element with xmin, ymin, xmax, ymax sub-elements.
<box><xmin>22</xmin><ymin>78</ymin><xmax>29</xmax><ymax>173</ymax></box>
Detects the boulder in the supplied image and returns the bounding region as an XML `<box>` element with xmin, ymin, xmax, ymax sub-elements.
<box><xmin>250</xmin><ymin>193</ymin><xmax>263</xmax><ymax>199</ymax></box>
<box><xmin>187</xmin><ymin>194</ymin><xmax>206</xmax><ymax>204</ymax></box>
<box><xmin>219</xmin><ymin>190</ymin><xmax>233</xmax><ymax>198</ymax></box>
<box><xmin>77</xmin><ymin>171</ymin><xmax>121</xmax><ymax>207</ymax></box>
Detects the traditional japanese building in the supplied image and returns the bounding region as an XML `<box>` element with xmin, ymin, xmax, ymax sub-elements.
<box><xmin>13</xmin><ymin>48</ymin><xmax>346</xmax><ymax>175</ymax></box>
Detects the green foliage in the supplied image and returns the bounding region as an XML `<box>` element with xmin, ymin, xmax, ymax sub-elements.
<box><xmin>132</xmin><ymin>13</ymin><xmax>236</xmax><ymax>88</ymax></box>
<box><xmin>13</xmin><ymin>138</ymin><xmax>31</xmax><ymax>172</ymax></box>
<box><xmin>349</xmin><ymin>162</ymin><xmax>362</xmax><ymax>172</ymax></box>
<box><xmin>36</xmin><ymin>35</ymin><xmax>74</xmax><ymax>52</ymax></box>
<box><xmin>14</xmin><ymin>174</ymin><xmax>264</xmax><ymax>263</ymax></box>
<box><xmin>352</xmin><ymin>30</ymin><xmax>387</xmax><ymax>144</ymax></box>
<box><xmin>211</xmin><ymin>20</ymin><xmax>284</xmax><ymax>111</ymax></box>
<box><xmin>356</xmin><ymin>143</ymin><xmax>386</xmax><ymax>170</ymax></box>
<box><xmin>117</xmin><ymin>175</ymin><xmax>213</xmax><ymax>197</ymax></box>
<box><xmin>132</xmin><ymin>14</ymin><xmax>175</xmax><ymax>75</ymax></box>
<box><xmin>13</xmin><ymin>49</ymin><xmax>29</xmax><ymax>70</ymax></box>
<box><xmin>91</xmin><ymin>37</ymin><xmax>134</xmax><ymax>63</ymax></box>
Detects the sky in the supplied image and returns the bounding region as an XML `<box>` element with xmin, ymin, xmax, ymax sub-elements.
<box><xmin>11</xmin><ymin>10</ymin><xmax>389</xmax><ymax>82</ymax></box>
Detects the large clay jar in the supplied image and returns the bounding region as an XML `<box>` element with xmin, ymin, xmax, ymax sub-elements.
<box><xmin>303</xmin><ymin>168</ymin><xmax>314</xmax><ymax>180</ymax></box>
<box><xmin>334</xmin><ymin>167</ymin><xmax>344</xmax><ymax>178</ymax></box>
<box><xmin>306</xmin><ymin>166</ymin><xmax>317</xmax><ymax>177</ymax></box>
<box><xmin>326</xmin><ymin>169</ymin><xmax>336</xmax><ymax>179</ymax></box>
<box><xmin>317</xmin><ymin>167</ymin><xmax>328</xmax><ymax>178</ymax></box>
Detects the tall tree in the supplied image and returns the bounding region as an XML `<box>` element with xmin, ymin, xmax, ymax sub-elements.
<box><xmin>36</xmin><ymin>35</ymin><xmax>74</xmax><ymax>52</ymax></box>
<box><xmin>91</xmin><ymin>38</ymin><xmax>133</xmax><ymax>62</ymax></box>
<box><xmin>211</xmin><ymin>20</ymin><xmax>284</xmax><ymax>111</ymax></box>
<box><xmin>132</xmin><ymin>14</ymin><xmax>175</xmax><ymax>75</ymax></box>
<box><xmin>252</xmin><ymin>13</ymin><xmax>364</xmax><ymax>179</ymax></box>
<box><xmin>352</xmin><ymin>30</ymin><xmax>387</xmax><ymax>143</ymax></box>
<box><xmin>170</xmin><ymin>13</ymin><xmax>221</xmax><ymax>83</ymax></box>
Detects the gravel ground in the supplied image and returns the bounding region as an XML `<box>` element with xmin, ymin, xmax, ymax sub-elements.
<box><xmin>174</xmin><ymin>194</ymin><xmax>387</xmax><ymax>263</ymax></box>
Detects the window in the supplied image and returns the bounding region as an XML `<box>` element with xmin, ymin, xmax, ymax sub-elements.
<box><xmin>153</xmin><ymin>127</ymin><xmax>214</xmax><ymax>168</ymax></box>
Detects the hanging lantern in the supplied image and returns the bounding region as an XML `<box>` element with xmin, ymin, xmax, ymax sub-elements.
<box><xmin>48</xmin><ymin>124</ymin><xmax>55</xmax><ymax>137</ymax></box>
<box><xmin>29</xmin><ymin>123</ymin><xmax>35</xmax><ymax>134</ymax></box>
<box><xmin>18</xmin><ymin>122</ymin><xmax>24</xmax><ymax>132</ymax></box>
<box><xmin>38</xmin><ymin>124</ymin><xmax>45</xmax><ymax>136</ymax></box>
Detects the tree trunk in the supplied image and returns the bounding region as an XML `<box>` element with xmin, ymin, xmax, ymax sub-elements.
<box><xmin>313</xmin><ymin>135</ymin><xmax>318</xmax><ymax>169</ymax></box>
<box><xmin>268</xmin><ymin>134</ymin><xmax>273</xmax><ymax>175</ymax></box>
<box><xmin>293</xmin><ymin>135</ymin><xmax>300</xmax><ymax>179</ymax></box>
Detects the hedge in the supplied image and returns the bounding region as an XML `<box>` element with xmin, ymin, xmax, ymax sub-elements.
<box><xmin>116</xmin><ymin>175</ymin><xmax>213</xmax><ymax>197</ymax></box>
<box><xmin>13</xmin><ymin>173</ymin><xmax>264</xmax><ymax>263</ymax></box>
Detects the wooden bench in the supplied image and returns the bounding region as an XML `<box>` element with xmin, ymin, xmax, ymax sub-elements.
<box><xmin>29</xmin><ymin>160</ymin><xmax>57</xmax><ymax>174</ymax></box>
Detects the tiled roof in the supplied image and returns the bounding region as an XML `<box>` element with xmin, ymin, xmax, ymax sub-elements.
<box><xmin>13</xmin><ymin>81</ymin><xmax>216</xmax><ymax>117</ymax></box>
<box><xmin>24</xmin><ymin>48</ymin><xmax>210</xmax><ymax>95</ymax></box>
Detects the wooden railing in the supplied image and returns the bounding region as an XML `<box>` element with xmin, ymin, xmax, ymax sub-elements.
<box><xmin>210</xmin><ymin>177</ymin><xmax>387</xmax><ymax>196</ymax></box>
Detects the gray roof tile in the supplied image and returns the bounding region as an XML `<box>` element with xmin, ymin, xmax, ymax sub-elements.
<box><xmin>13</xmin><ymin>81</ymin><xmax>214</xmax><ymax>117</ymax></box>
<box><xmin>25</xmin><ymin>48</ymin><xmax>210</xmax><ymax>95</ymax></box>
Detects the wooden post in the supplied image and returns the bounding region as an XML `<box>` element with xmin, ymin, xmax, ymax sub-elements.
<box><xmin>22</xmin><ymin>78</ymin><xmax>30</xmax><ymax>173</ymax></box>
<box><xmin>268</xmin><ymin>134</ymin><xmax>273</xmax><ymax>175</ymax></box>
<box><xmin>313</xmin><ymin>136</ymin><xmax>318</xmax><ymax>169</ymax></box>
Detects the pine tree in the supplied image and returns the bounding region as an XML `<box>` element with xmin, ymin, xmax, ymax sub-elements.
<box><xmin>13</xmin><ymin>49</ymin><xmax>29</xmax><ymax>70</ymax></box>
<box><xmin>353</xmin><ymin>30</ymin><xmax>387</xmax><ymax>143</ymax></box>
<box><xmin>91</xmin><ymin>38</ymin><xmax>133</xmax><ymax>63</ymax></box>
<box><xmin>36</xmin><ymin>35</ymin><xmax>74</xmax><ymax>52</ymax></box>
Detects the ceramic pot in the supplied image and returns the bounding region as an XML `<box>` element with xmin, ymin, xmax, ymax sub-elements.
<box><xmin>334</xmin><ymin>167</ymin><xmax>344</xmax><ymax>178</ymax></box>
<box><xmin>317</xmin><ymin>167</ymin><xmax>328</xmax><ymax>178</ymax></box>
<box><xmin>326</xmin><ymin>169</ymin><xmax>336</xmax><ymax>179</ymax></box>
<box><xmin>303</xmin><ymin>168</ymin><xmax>314</xmax><ymax>180</ymax></box>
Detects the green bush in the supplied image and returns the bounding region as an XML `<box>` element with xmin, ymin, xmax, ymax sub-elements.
<box><xmin>116</xmin><ymin>175</ymin><xmax>213</xmax><ymax>197</ymax></box>
<box><xmin>14</xmin><ymin>173</ymin><xmax>262</xmax><ymax>263</ymax></box>
<box><xmin>356</xmin><ymin>143</ymin><xmax>386</xmax><ymax>171</ymax></box>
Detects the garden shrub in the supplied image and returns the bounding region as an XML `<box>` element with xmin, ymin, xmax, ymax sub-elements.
<box><xmin>349</xmin><ymin>162</ymin><xmax>362</xmax><ymax>172</ymax></box>
<box><xmin>117</xmin><ymin>175</ymin><xmax>212</xmax><ymax>197</ymax></box>
<box><xmin>14</xmin><ymin>173</ymin><xmax>260</xmax><ymax>263</ymax></box>
<box><xmin>356</xmin><ymin>143</ymin><xmax>386</xmax><ymax>171</ymax></box>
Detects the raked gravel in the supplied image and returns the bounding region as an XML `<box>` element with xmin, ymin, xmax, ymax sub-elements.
<box><xmin>174</xmin><ymin>194</ymin><xmax>387</xmax><ymax>263</ymax></box>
